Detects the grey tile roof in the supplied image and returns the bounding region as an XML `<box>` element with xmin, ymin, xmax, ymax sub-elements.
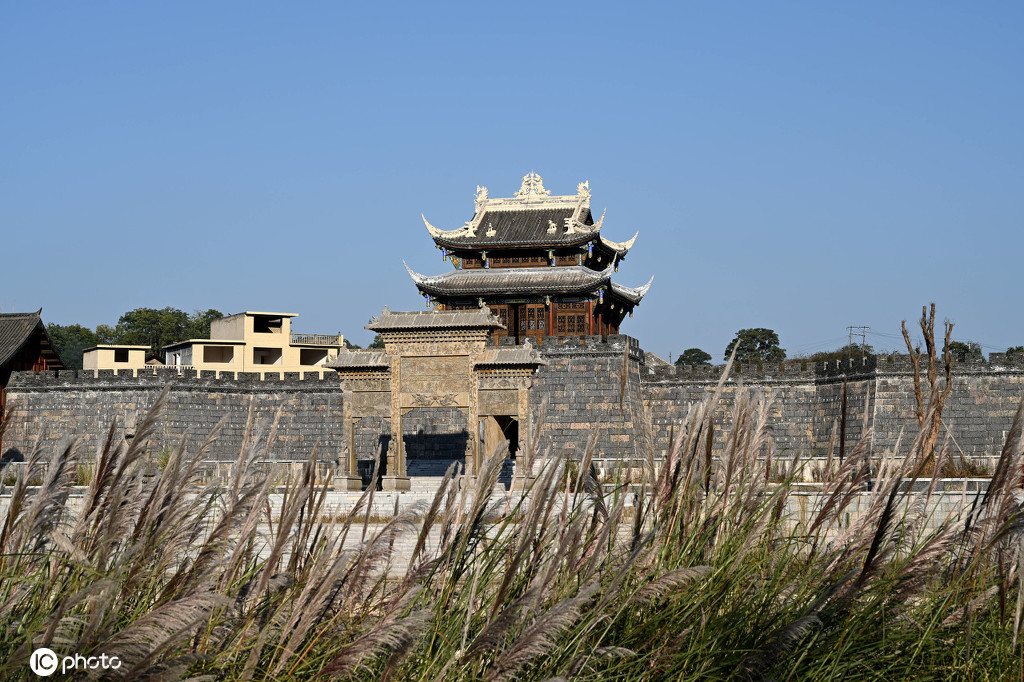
<box><xmin>325</xmin><ymin>351</ymin><xmax>390</xmax><ymax>369</ymax></box>
<box><xmin>0</xmin><ymin>310</ymin><xmax>64</xmax><ymax>370</ymax></box>
<box><xmin>474</xmin><ymin>345</ymin><xmax>546</xmax><ymax>367</ymax></box>
<box><xmin>406</xmin><ymin>263</ymin><xmax>616</xmax><ymax>298</ymax></box>
<box><xmin>432</xmin><ymin>208</ymin><xmax>594</xmax><ymax>249</ymax></box>
<box><xmin>365</xmin><ymin>307</ymin><xmax>505</xmax><ymax>332</ymax></box>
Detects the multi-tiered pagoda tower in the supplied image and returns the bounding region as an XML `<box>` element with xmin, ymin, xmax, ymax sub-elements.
<box><xmin>406</xmin><ymin>173</ymin><xmax>652</xmax><ymax>344</ymax></box>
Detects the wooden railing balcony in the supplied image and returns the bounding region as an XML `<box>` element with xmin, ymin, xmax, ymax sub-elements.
<box><xmin>291</xmin><ymin>334</ymin><xmax>342</xmax><ymax>346</ymax></box>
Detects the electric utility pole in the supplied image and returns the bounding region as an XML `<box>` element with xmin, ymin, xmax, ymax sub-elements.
<box><xmin>847</xmin><ymin>325</ymin><xmax>870</xmax><ymax>348</ymax></box>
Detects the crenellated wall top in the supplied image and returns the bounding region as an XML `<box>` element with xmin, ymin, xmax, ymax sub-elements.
<box><xmin>6</xmin><ymin>368</ymin><xmax>344</xmax><ymax>391</ymax></box>
<box><xmin>643</xmin><ymin>352</ymin><xmax>1024</xmax><ymax>385</ymax></box>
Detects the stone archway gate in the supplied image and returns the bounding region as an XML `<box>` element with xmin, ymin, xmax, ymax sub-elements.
<box><xmin>328</xmin><ymin>307</ymin><xmax>544</xmax><ymax>491</ymax></box>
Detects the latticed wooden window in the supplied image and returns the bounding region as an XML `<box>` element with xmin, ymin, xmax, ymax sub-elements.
<box><xmin>555</xmin><ymin>302</ymin><xmax>586</xmax><ymax>335</ymax></box>
<box><xmin>493</xmin><ymin>306</ymin><xmax>510</xmax><ymax>330</ymax></box>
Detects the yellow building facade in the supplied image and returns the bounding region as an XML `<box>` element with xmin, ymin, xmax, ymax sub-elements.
<box><xmin>83</xmin><ymin>312</ymin><xmax>345</xmax><ymax>377</ymax></box>
<box><xmin>163</xmin><ymin>312</ymin><xmax>344</xmax><ymax>377</ymax></box>
<box><xmin>82</xmin><ymin>345</ymin><xmax>150</xmax><ymax>371</ymax></box>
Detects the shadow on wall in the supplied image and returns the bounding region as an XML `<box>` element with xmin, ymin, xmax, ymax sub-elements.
<box><xmin>403</xmin><ymin>430</ymin><xmax>469</xmax><ymax>460</ymax></box>
<box><xmin>356</xmin><ymin>435</ymin><xmax>391</xmax><ymax>489</ymax></box>
<box><xmin>355</xmin><ymin>432</ymin><xmax>471</xmax><ymax>490</ymax></box>
<box><xmin>0</xmin><ymin>448</ymin><xmax>25</xmax><ymax>464</ymax></box>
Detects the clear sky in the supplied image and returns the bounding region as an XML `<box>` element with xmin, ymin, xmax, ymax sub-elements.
<box><xmin>2</xmin><ymin>2</ymin><xmax>1021</xmax><ymax>360</ymax></box>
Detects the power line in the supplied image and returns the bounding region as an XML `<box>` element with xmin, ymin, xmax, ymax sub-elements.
<box><xmin>847</xmin><ymin>325</ymin><xmax>870</xmax><ymax>348</ymax></box>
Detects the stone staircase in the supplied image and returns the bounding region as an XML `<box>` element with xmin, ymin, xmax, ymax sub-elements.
<box><xmin>406</xmin><ymin>458</ymin><xmax>517</xmax><ymax>493</ymax></box>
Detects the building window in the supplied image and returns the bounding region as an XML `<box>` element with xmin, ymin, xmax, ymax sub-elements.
<box><xmin>114</xmin><ymin>349</ymin><xmax>129</xmax><ymax>363</ymax></box>
<box><xmin>253</xmin><ymin>347</ymin><xmax>283</xmax><ymax>365</ymax></box>
<box><xmin>203</xmin><ymin>346</ymin><xmax>234</xmax><ymax>364</ymax></box>
<box><xmin>253</xmin><ymin>316</ymin><xmax>283</xmax><ymax>334</ymax></box>
<box><xmin>300</xmin><ymin>348</ymin><xmax>329</xmax><ymax>366</ymax></box>
<box><xmin>493</xmin><ymin>305</ymin><xmax>510</xmax><ymax>329</ymax></box>
<box><xmin>556</xmin><ymin>302</ymin><xmax>587</xmax><ymax>335</ymax></box>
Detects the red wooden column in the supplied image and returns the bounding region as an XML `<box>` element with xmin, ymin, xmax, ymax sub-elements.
<box><xmin>587</xmin><ymin>300</ymin><xmax>594</xmax><ymax>335</ymax></box>
<box><xmin>547</xmin><ymin>302</ymin><xmax>554</xmax><ymax>338</ymax></box>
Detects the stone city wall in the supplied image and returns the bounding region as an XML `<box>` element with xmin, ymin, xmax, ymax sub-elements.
<box><xmin>0</xmin><ymin>336</ymin><xmax>653</xmax><ymax>474</ymax></box>
<box><xmin>642</xmin><ymin>358</ymin><xmax>820</xmax><ymax>459</ymax></box>
<box><xmin>869</xmin><ymin>353</ymin><xmax>1024</xmax><ymax>462</ymax></box>
<box><xmin>1</xmin><ymin>368</ymin><xmax>345</xmax><ymax>464</ymax></box>
<box><xmin>643</xmin><ymin>353</ymin><xmax>1024</xmax><ymax>466</ymax></box>
<box><xmin>529</xmin><ymin>334</ymin><xmax>649</xmax><ymax>466</ymax></box>
<box><xmin>4</xmin><ymin>344</ymin><xmax>1024</xmax><ymax>477</ymax></box>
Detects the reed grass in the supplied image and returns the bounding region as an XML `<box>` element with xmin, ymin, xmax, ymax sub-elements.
<box><xmin>0</xmin><ymin>375</ymin><xmax>1021</xmax><ymax>680</ymax></box>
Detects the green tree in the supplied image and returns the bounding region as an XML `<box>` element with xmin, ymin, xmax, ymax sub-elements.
<box><xmin>95</xmin><ymin>324</ymin><xmax>118</xmax><ymax>344</ymax></box>
<box><xmin>1006</xmin><ymin>346</ymin><xmax>1024</xmax><ymax>360</ymax></box>
<box><xmin>810</xmin><ymin>343</ymin><xmax>875</xmax><ymax>362</ymax></box>
<box><xmin>724</xmin><ymin>328</ymin><xmax>785</xmax><ymax>363</ymax></box>
<box><xmin>46</xmin><ymin>324</ymin><xmax>100</xmax><ymax>370</ymax></box>
<box><xmin>109</xmin><ymin>307</ymin><xmax>224</xmax><ymax>361</ymax></box>
<box><xmin>675</xmin><ymin>348</ymin><xmax>712</xmax><ymax>366</ymax></box>
<box><xmin>368</xmin><ymin>334</ymin><xmax>385</xmax><ymax>349</ymax></box>
<box><xmin>948</xmin><ymin>340</ymin><xmax>983</xmax><ymax>362</ymax></box>
<box><xmin>343</xmin><ymin>338</ymin><xmax>361</xmax><ymax>350</ymax></box>
<box><xmin>187</xmin><ymin>309</ymin><xmax>224</xmax><ymax>340</ymax></box>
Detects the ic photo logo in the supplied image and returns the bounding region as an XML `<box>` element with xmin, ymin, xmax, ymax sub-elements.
<box><xmin>29</xmin><ymin>648</ymin><xmax>122</xmax><ymax>676</ymax></box>
<box><xmin>28</xmin><ymin>648</ymin><xmax>57</xmax><ymax>676</ymax></box>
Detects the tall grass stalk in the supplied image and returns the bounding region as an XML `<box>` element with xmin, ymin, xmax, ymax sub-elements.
<box><xmin>0</xmin><ymin>376</ymin><xmax>1021</xmax><ymax>680</ymax></box>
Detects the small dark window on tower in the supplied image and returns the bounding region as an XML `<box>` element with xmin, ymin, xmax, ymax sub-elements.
<box><xmin>114</xmin><ymin>349</ymin><xmax>129</xmax><ymax>363</ymax></box>
<box><xmin>254</xmin><ymin>316</ymin><xmax>283</xmax><ymax>333</ymax></box>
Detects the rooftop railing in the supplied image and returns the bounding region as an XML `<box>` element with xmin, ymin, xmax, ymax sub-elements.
<box><xmin>291</xmin><ymin>334</ymin><xmax>342</xmax><ymax>346</ymax></box>
<box><xmin>148</xmin><ymin>365</ymin><xmax>194</xmax><ymax>373</ymax></box>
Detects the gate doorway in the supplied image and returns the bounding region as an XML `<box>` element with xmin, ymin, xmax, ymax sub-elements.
<box><xmin>482</xmin><ymin>415</ymin><xmax>519</xmax><ymax>460</ymax></box>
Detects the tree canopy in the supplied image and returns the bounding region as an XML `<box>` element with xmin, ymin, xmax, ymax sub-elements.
<box><xmin>110</xmin><ymin>307</ymin><xmax>224</xmax><ymax>361</ymax></box>
<box><xmin>724</xmin><ymin>328</ymin><xmax>785</xmax><ymax>363</ymax></box>
<box><xmin>948</xmin><ymin>340</ymin><xmax>983</xmax><ymax>362</ymax></box>
<box><xmin>46</xmin><ymin>324</ymin><xmax>100</xmax><ymax>370</ymax></box>
<box><xmin>809</xmin><ymin>343</ymin><xmax>874</xmax><ymax>362</ymax></box>
<box><xmin>675</xmin><ymin>348</ymin><xmax>712</xmax><ymax>366</ymax></box>
<box><xmin>47</xmin><ymin>308</ymin><xmax>225</xmax><ymax>365</ymax></box>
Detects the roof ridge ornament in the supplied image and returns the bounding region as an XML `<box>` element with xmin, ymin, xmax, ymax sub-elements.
<box><xmin>564</xmin><ymin>207</ymin><xmax>602</xmax><ymax>236</ymax></box>
<box><xmin>577</xmin><ymin>180</ymin><xmax>591</xmax><ymax>199</ymax></box>
<box><xmin>514</xmin><ymin>172</ymin><xmax>551</xmax><ymax>199</ymax></box>
<box><xmin>475</xmin><ymin>185</ymin><xmax>488</xmax><ymax>204</ymax></box>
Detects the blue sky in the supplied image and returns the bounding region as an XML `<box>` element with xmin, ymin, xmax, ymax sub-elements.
<box><xmin>2</xmin><ymin>2</ymin><xmax>1021</xmax><ymax>360</ymax></box>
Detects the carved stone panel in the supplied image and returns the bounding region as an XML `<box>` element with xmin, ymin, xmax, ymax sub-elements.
<box><xmin>399</xmin><ymin>356</ymin><xmax>473</xmax><ymax>396</ymax></box>
<box><xmin>388</xmin><ymin>340</ymin><xmax>485</xmax><ymax>357</ymax></box>
<box><xmin>478</xmin><ymin>388</ymin><xmax>518</xmax><ymax>416</ymax></box>
<box><xmin>478</xmin><ymin>375</ymin><xmax>533</xmax><ymax>390</ymax></box>
<box><xmin>352</xmin><ymin>391</ymin><xmax>391</xmax><ymax>416</ymax></box>
<box><xmin>401</xmin><ymin>391</ymin><xmax>469</xmax><ymax>409</ymax></box>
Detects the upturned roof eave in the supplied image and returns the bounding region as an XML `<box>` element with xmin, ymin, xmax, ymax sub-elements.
<box><xmin>609</xmin><ymin>277</ymin><xmax>655</xmax><ymax>305</ymax></box>
<box><xmin>407</xmin><ymin>264</ymin><xmax>617</xmax><ymax>298</ymax></box>
<box><xmin>431</xmin><ymin>231</ymin><xmax>596</xmax><ymax>251</ymax></box>
<box><xmin>414</xmin><ymin>279</ymin><xmax>607</xmax><ymax>298</ymax></box>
